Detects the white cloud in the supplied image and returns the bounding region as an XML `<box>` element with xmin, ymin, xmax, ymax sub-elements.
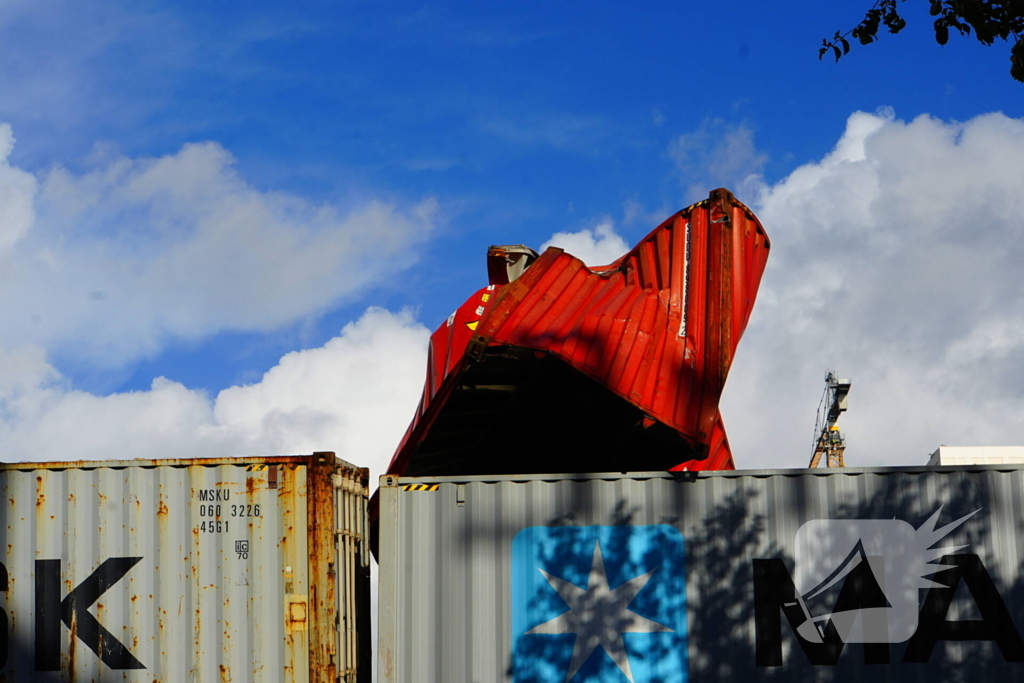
<box><xmin>0</xmin><ymin>124</ymin><xmax>36</xmax><ymax>250</ymax></box>
<box><xmin>541</xmin><ymin>217</ymin><xmax>629</xmax><ymax>267</ymax></box>
<box><xmin>0</xmin><ymin>127</ymin><xmax>438</xmax><ymax>367</ymax></box>
<box><xmin>721</xmin><ymin>110</ymin><xmax>1024</xmax><ymax>470</ymax></box>
<box><xmin>669</xmin><ymin>118</ymin><xmax>768</xmax><ymax>202</ymax></box>
<box><xmin>0</xmin><ymin>307</ymin><xmax>430</xmax><ymax>481</ymax></box>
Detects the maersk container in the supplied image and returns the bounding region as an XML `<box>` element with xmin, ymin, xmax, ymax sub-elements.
<box><xmin>377</xmin><ymin>465</ymin><xmax>1024</xmax><ymax>682</ymax></box>
<box><xmin>0</xmin><ymin>452</ymin><xmax>370</xmax><ymax>682</ymax></box>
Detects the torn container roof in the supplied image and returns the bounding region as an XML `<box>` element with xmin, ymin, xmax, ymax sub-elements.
<box><xmin>385</xmin><ymin>187</ymin><xmax>770</xmax><ymax>478</ymax></box>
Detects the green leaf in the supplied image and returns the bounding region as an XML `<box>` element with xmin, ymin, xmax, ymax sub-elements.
<box><xmin>841</xmin><ymin>37</ymin><xmax>851</xmax><ymax>54</ymax></box>
<box><xmin>1011</xmin><ymin>38</ymin><xmax>1024</xmax><ymax>83</ymax></box>
<box><xmin>930</xmin><ymin>0</ymin><xmax>941</xmax><ymax>16</ymax></box>
<box><xmin>833</xmin><ymin>45</ymin><xmax>842</xmax><ymax>62</ymax></box>
<box><xmin>936</xmin><ymin>23</ymin><xmax>949</xmax><ymax>45</ymax></box>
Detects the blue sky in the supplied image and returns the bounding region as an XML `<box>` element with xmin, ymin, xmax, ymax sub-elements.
<box><xmin>2</xmin><ymin>0</ymin><xmax>1024</xmax><ymax>475</ymax></box>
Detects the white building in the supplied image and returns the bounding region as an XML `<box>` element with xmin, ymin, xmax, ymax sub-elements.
<box><xmin>927</xmin><ymin>445</ymin><xmax>1024</xmax><ymax>466</ymax></box>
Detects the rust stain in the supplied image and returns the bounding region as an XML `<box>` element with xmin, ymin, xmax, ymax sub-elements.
<box><xmin>68</xmin><ymin>609</ymin><xmax>77</xmax><ymax>676</ymax></box>
<box><xmin>219</xmin><ymin>664</ymin><xmax>232</xmax><ymax>682</ymax></box>
<box><xmin>157</xmin><ymin>500</ymin><xmax>169</xmax><ymax>516</ymax></box>
<box><xmin>194</xmin><ymin>602</ymin><xmax>203</xmax><ymax>675</ymax></box>
<box><xmin>384</xmin><ymin>646</ymin><xmax>394</xmax><ymax>682</ymax></box>
<box><xmin>306</xmin><ymin>456</ymin><xmax>340</xmax><ymax>682</ymax></box>
<box><xmin>276</xmin><ymin>466</ymin><xmax>288</xmax><ymax>496</ymax></box>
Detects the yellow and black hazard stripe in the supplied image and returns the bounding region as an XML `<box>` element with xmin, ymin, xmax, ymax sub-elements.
<box><xmin>401</xmin><ymin>483</ymin><xmax>440</xmax><ymax>492</ymax></box>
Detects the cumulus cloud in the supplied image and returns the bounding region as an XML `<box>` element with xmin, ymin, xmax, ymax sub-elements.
<box><xmin>0</xmin><ymin>127</ymin><xmax>438</xmax><ymax>367</ymax></box>
<box><xmin>0</xmin><ymin>307</ymin><xmax>430</xmax><ymax>479</ymax></box>
<box><xmin>541</xmin><ymin>217</ymin><xmax>630</xmax><ymax>267</ymax></box>
<box><xmin>721</xmin><ymin>110</ymin><xmax>1024</xmax><ymax>469</ymax></box>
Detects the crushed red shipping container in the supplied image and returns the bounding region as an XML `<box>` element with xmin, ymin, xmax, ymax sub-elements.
<box><xmin>385</xmin><ymin>188</ymin><xmax>770</xmax><ymax>478</ymax></box>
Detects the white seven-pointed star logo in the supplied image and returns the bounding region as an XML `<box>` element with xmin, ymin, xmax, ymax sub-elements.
<box><xmin>526</xmin><ymin>540</ymin><xmax>673</xmax><ymax>682</ymax></box>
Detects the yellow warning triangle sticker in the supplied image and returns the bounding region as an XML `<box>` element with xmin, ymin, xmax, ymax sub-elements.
<box><xmin>466</xmin><ymin>321</ymin><xmax>479</xmax><ymax>330</ymax></box>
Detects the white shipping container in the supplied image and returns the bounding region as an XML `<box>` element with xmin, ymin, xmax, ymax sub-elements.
<box><xmin>378</xmin><ymin>465</ymin><xmax>1024</xmax><ymax>682</ymax></box>
<box><xmin>0</xmin><ymin>452</ymin><xmax>370</xmax><ymax>682</ymax></box>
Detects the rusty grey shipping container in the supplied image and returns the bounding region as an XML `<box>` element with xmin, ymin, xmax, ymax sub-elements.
<box><xmin>0</xmin><ymin>452</ymin><xmax>370</xmax><ymax>682</ymax></box>
<box><xmin>377</xmin><ymin>466</ymin><xmax>1024</xmax><ymax>682</ymax></box>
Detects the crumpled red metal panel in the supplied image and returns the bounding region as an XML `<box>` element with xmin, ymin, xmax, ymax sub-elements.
<box><xmin>386</xmin><ymin>188</ymin><xmax>769</xmax><ymax>475</ymax></box>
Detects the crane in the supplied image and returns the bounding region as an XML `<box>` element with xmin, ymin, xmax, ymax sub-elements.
<box><xmin>809</xmin><ymin>371</ymin><xmax>852</xmax><ymax>468</ymax></box>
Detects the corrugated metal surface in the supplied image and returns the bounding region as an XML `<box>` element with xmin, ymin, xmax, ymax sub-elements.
<box><xmin>0</xmin><ymin>452</ymin><xmax>370</xmax><ymax>682</ymax></box>
<box><xmin>378</xmin><ymin>466</ymin><xmax>1024</xmax><ymax>682</ymax></box>
<box><xmin>388</xmin><ymin>188</ymin><xmax>770</xmax><ymax>477</ymax></box>
<box><xmin>475</xmin><ymin>189</ymin><xmax>769</xmax><ymax>452</ymax></box>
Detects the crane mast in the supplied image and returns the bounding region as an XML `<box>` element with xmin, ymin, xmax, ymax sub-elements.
<box><xmin>809</xmin><ymin>371</ymin><xmax>851</xmax><ymax>468</ymax></box>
